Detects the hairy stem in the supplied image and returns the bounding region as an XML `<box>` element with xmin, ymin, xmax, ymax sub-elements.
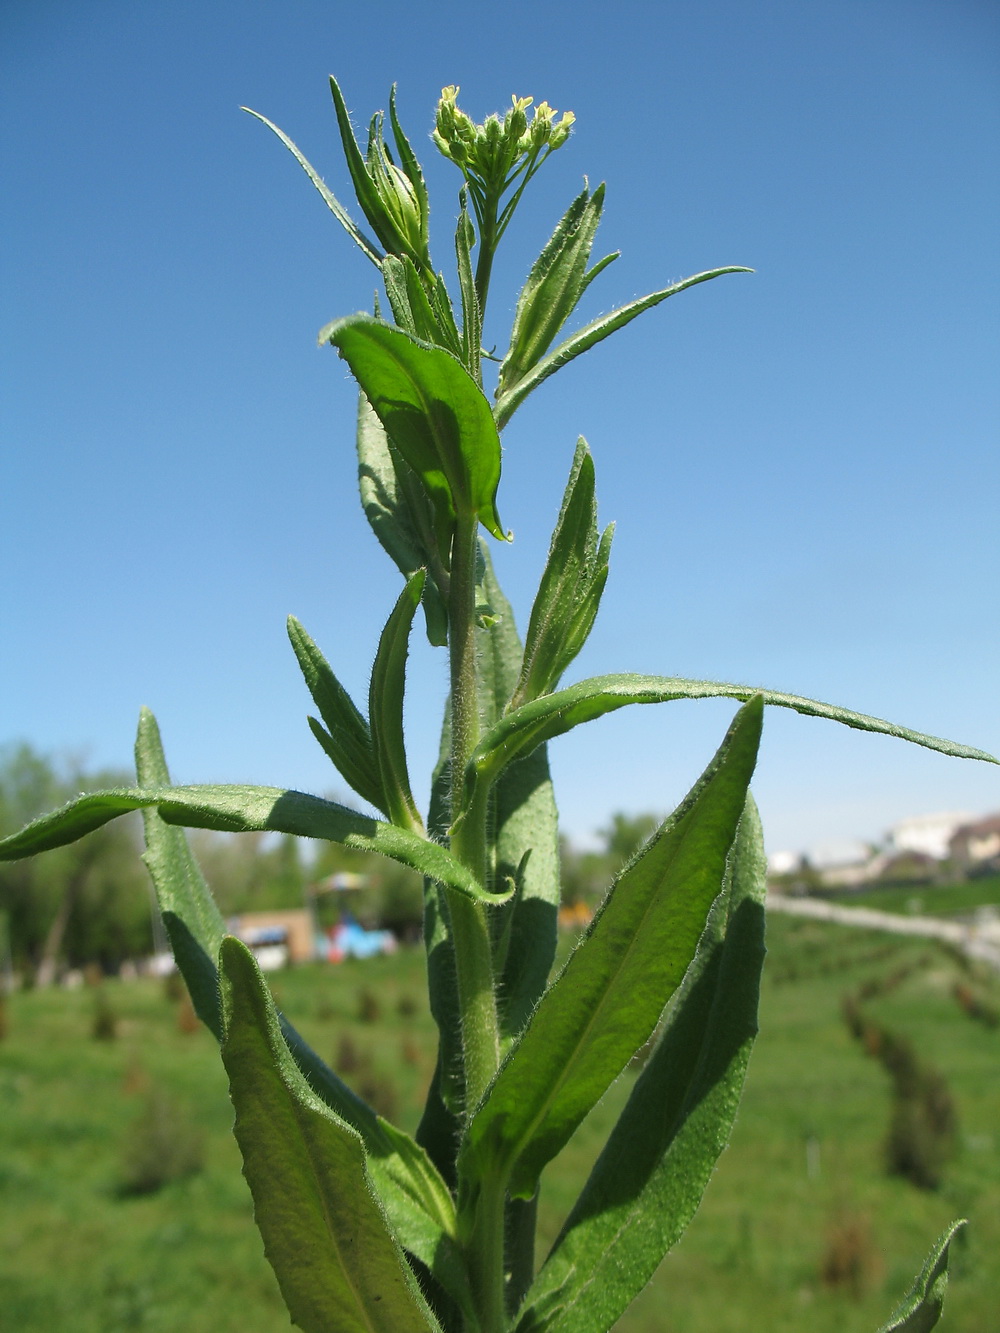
<box><xmin>447</xmin><ymin>514</ymin><xmax>500</xmax><ymax>1110</ymax></box>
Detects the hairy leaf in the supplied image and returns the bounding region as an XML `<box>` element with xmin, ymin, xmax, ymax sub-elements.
<box><xmin>498</xmin><ymin>185</ymin><xmax>616</xmax><ymax>401</ymax></box>
<box><xmin>134</xmin><ymin>710</ymin><xmax>466</xmax><ymax>1297</ymax></box>
<box><xmin>287</xmin><ymin>616</ymin><xmax>385</xmax><ymax>813</ymax></box>
<box><xmin>242</xmin><ymin>106</ymin><xmax>382</xmax><ymax>268</ymax></box>
<box><xmin>0</xmin><ymin>777</ymin><xmax>510</xmax><ymax>905</ymax></box>
<box><xmin>493</xmin><ymin>267</ymin><xmax>753</xmax><ymax>429</ymax></box>
<box><xmin>460</xmin><ymin>672</ymin><xmax>998</xmax><ymax>816</ymax></box>
<box><xmin>476</xmin><ymin>546</ymin><xmax>561</xmax><ymax>1042</ymax></box>
<box><xmin>370</xmin><ymin>571</ymin><xmax>425</xmax><ymax>832</ymax></box>
<box><xmin>516</xmin><ymin>796</ymin><xmax>767</xmax><ymax>1332</ymax></box>
<box><xmin>327</xmin><ymin>74</ymin><xmax>412</xmax><ymax>263</ymax></box>
<box><xmin>220</xmin><ymin>938</ymin><xmax>441</xmax><ymax>1333</ymax></box>
<box><xmin>322</xmin><ymin>314</ymin><xmax>505</xmax><ymax>545</ymax></box>
<box><xmin>513</xmin><ymin>438</ymin><xmax>613</xmax><ymax>708</ymax></box>
<box><xmin>460</xmin><ymin>698</ymin><xmax>763</xmax><ymax>1199</ymax></box>
<box><xmin>456</xmin><ymin>192</ymin><xmax>482</xmax><ymax>383</ymax></box>
<box><xmin>876</xmin><ymin>1220</ymin><xmax>967</xmax><ymax>1333</ymax></box>
<box><xmin>355</xmin><ymin>394</ymin><xmax>449</xmax><ymax>646</ymax></box>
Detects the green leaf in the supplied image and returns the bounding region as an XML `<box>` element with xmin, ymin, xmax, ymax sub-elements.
<box><xmin>370</xmin><ymin>571</ymin><xmax>425</xmax><ymax>832</ymax></box>
<box><xmin>134</xmin><ymin>707</ymin><xmax>228</xmax><ymax>1039</ymax></box>
<box><xmin>512</xmin><ymin>438</ymin><xmax>613</xmax><ymax>708</ymax></box>
<box><xmin>0</xmin><ymin>777</ymin><xmax>512</xmax><ymax>906</ymax></box>
<box><xmin>460</xmin><ymin>698</ymin><xmax>763</xmax><ymax>1200</ymax></box>
<box><xmin>133</xmin><ymin>711</ymin><xmax>469</xmax><ymax>1310</ymax></box>
<box><xmin>219</xmin><ymin>937</ymin><xmax>441</xmax><ymax>1333</ymax></box>
<box><xmin>327</xmin><ymin>74</ymin><xmax>409</xmax><ymax>262</ymax></box>
<box><xmin>515</xmin><ymin>795</ymin><xmax>767</xmax><ymax>1333</ymax></box>
<box><xmin>321</xmin><ymin>314</ymin><xmax>506</xmax><ymax>545</ymax></box>
<box><xmin>460</xmin><ymin>672</ymin><xmax>998</xmax><ymax>818</ymax></box>
<box><xmin>382</xmin><ymin>256</ymin><xmax>461</xmax><ymax>358</ymax></box>
<box><xmin>355</xmin><ymin>393</ymin><xmax>449</xmax><ymax>646</ymax></box>
<box><xmin>876</xmin><ymin>1220</ymin><xmax>967</xmax><ymax>1333</ymax></box>
<box><xmin>456</xmin><ymin>191</ymin><xmax>482</xmax><ymax>384</ymax></box>
<box><xmin>475</xmin><ymin>546</ymin><xmax>561</xmax><ymax>1043</ymax></box>
<box><xmin>388</xmin><ymin>84</ymin><xmax>430</xmax><ymax>255</ymax></box>
<box><xmin>493</xmin><ymin>266</ymin><xmax>753</xmax><ymax>430</ymax></box>
<box><xmin>497</xmin><ymin>184</ymin><xmax>616</xmax><ymax>402</ymax></box>
<box><xmin>287</xmin><ymin>615</ymin><xmax>385</xmax><ymax>814</ymax></box>
<box><xmin>241</xmin><ymin>106</ymin><xmax>383</xmax><ymax>268</ymax></box>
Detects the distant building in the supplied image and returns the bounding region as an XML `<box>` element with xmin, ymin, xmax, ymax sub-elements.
<box><xmin>886</xmin><ymin>811</ymin><xmax>975</xmax><ymax>861</ymax></box>
<box><xmin>228</xmin><ymin>910</ymin><xmax>315</xmax><ymax>966</ymax></box>
<box><xmin>949</xmin><ymin>814</ymin><xmax>1000</xmax><ymax>874</ymax></box>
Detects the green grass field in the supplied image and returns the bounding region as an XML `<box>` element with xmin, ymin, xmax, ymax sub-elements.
<box><xmin>827</xmin><ymin>874</ymin><xmax>1000</xmax><ymax>919</ymax></box>
<box><xmin>1</xmin><ymin>917</ymin><xmax>997</xmax><ymax>1331</ymax></box>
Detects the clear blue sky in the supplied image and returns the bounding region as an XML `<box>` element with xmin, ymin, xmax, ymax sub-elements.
<box><xmin>3</xmin><ymin>0</ymin><xmax>998</xmax><ymax>858</ymax></box>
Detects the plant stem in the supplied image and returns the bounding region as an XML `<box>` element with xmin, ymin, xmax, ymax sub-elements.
<box><xmin>447</xmin><ymin>513</ymin><xmax>500</xmax><ymax>1110</ymax></box>
<box><xmin>463</xmin><ymin>1172</ymin><xmax>508</xmax><ymax>1333</ymax></box>
<box><xmin>474</xmin><ymin>212</ymin><xmax>497</xmax><ymax>323</ymax></box>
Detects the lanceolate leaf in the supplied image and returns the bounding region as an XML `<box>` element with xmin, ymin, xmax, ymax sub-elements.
<box><xmin>370</xmin><ymin>571</ymin><xmax>425</xmax><ymax>832</ymax></box>
<box><xmin>460</xmin><ymin>698</ymin><xmax>763</xmax><ymax>1200</ymax></box>
<box><xmin>456</xmin><ymin>192</ymin><xmax>482</xmax><ymax>383</ymax></box>
<box><xmin>388</xmin><ymin>83</ymin><xmax>430</xmax><ymax>254</ymax></box>
<box><xmin>493</xmin><ymin>266</ymin><xmax>753</xmax><ymax>430</ymax></box>
<box><xmin>134</xmin><ymin>709</ymin><xmax>468</xmax><ymax>1302</ymax></box>
<box><xmin>516</xmin><ymin>796</ymin><xmax>767</xmax><ymax>1333</ymax></box>
<box><xmin>876</xmin><ymin>1220</ymin><xmax>967</xmax><ymax>1333</ymax></box>
<box><xmin>219</xmin><ymin>938</ymin><xmax>441</xmax><ymax>1333</ymax></box>
<box><xmin>460</xmin><ymin>673</ymin><xmax>998</xmax><ymax>816</ymax></box>
<box><xmin>0</xmin><ymin>777</ymin><xmax>511</xmax><ymax>905</ymax></box>
<box><xmin>328</xmin><ymin>74</ymin><xmax>409</xmax><ymax>261</ymax></box>
<box><xmin>322</xmin><ymin>314</ymin><xmax>506</xmax><ymax>544</ymax></box>
<box><xmin>498</xmin><ymin>184</ymin><xmax>617</xmax><ymax>402</ymax></box>
<box><xmin>135</xmin><ymin>707</ymin><xmax>228</xmax><ymax>1039</ymax></box>
<box><xmin>513</xmin><ymin>438</ymin><xmax>613</xmax><ymax>708</ymax></box>
<box><xmin>356</xmin><ymin>394</ymin><xmax>449</xmax><ymax>646</ymax></box>
<box><xmin>287</xmin><ymin>615</ymin><xmax>385</xmax><ymax>814</ymax></box>
<box><xmin>242</xmin><ymin>107</ymin><xmax>383</xmax><ymax>268</ymax></box>
<box><xmin>476</xmin><ymin>547</ymin><xmax>561</xmax><ymax>1043</ymax></box>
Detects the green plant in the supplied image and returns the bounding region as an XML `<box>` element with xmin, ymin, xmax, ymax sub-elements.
<box><xmin>1</xmin><ymin>78</ymin><xmax>993</xmax><ymax>1332</ymax></box>
<box><xmin>117</xmin><ymin>1086</ymin><xmax>205</xmax><ymax>1197</ymax></box>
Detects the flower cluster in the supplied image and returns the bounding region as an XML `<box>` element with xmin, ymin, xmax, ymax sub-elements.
<box><xmin>433</xmin><ymin>87</ymin><xmax>574</xmax><ymax>200</ymax></box>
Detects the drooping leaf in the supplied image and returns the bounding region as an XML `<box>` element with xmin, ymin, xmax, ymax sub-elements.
<box><xmin>355</xmin><ymin>393</ymin><xmax>449</xmax><ymax>645</ymax></box>
<box><xmin>876</xmin><ymin>1220</ymin><xmax>967</xmax><ymax>1333</ymax></box>
<box><xmin>460</xmin><ymin>698</ymin><xmax>763</xmax><ymax>1200</ymax></box>
<box><xmin>493</xmin><ymin>266</ymin><xmax>753</xmax><ymax>429</ymax></box>
<box><xmin>134</xmin><ymin>709</ymin><xmax>467</xmax><ymax>1300</ymax></box>
<box><xmin>497</xmin><ymin>184</ymin><xmax>617</xmax><ymax>402</ymax></box>
<box><xmin>321</xmin><ymin>314</ymin><xmax>506</xmax><ymax>545</ymax></box>
<box><xmin>0</xmin><ymin>777</ymin><xmax>511</xmax><ymax>905</ymax></box>
<box><xmin>459</xmin><ymin>672</ymin><xmax>998</xmax><ymax>817</ymax></box>
<box><xmin>287</xmin><ymin>615</ymin><xmax>385</xmax><ymax>813</ymax></box>
<box><xmin>516</xmin><ymin>795</ymin><xmax>767</xmax><ymax>1333</ymax></box>
<box><xmin>369</xmin><ymin>571</ymin><xmax>425</xmax><ymax>832</ymax></box>
<box><xmin>219</xmin><ymin>937</ymin><xmax>442</xmax><ymax>1333</ymax></box>
<box><xmin>512</xmin><ymin>438</ymin><xmax>613</xmax><ymax>708</ymax></box>
<box><xmin>241</xmin><ymin>106</ymin><xmax>383</xmax><ymax>268</ymax></box>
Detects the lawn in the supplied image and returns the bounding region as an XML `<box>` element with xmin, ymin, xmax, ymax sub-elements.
<box><xmin>1</xmin><ymin>916</ymin><xmax>996</xmax><ymax>1331</ymax></box>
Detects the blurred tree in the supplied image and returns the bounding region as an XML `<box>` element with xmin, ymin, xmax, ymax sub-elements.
<box><xmin>0</xmin><ymin>743</ymin><xmax>150</xmax><ymax>980</ymax></box>
<box><xmin>560</xmin><ymin>811</ymin><xmax>660</xmax><ymax>908</ymax></box>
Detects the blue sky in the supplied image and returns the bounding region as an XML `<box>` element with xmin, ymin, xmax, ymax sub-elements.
<box><xmin>3</xmin><ymin>0</ymin><xmax>998</xmax><ymax>857</ymax></box>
